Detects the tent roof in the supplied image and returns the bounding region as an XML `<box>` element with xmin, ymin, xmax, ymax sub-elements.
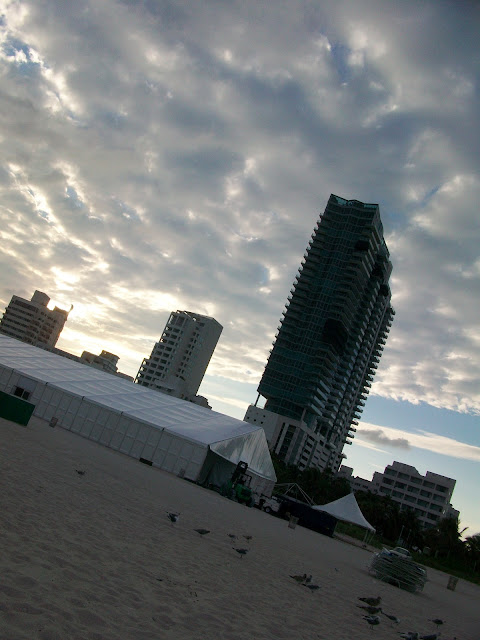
<box><xmin>0</xmin><ymin>335</ymin><xmax>276</xmax><ymax>481</ymax></box>
<box><xmin>312</xmin><ymin>492</ymin><xmax>375</xmax><ymax>531</ymax></box>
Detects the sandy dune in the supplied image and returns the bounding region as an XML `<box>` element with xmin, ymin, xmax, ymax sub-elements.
<box><xmin>1</xmin><ymin>415</ymin><xmax>478</xmax><ymax>640</ymax></box>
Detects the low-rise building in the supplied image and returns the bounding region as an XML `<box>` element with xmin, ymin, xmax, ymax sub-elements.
<box><xmin>338</xmin><ymin>461</ymin><xmax>457</xmax><ymax>529</ymax></box>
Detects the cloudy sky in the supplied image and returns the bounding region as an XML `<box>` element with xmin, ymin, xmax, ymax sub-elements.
<box><xmin>1</xmin><ymin>1</ymin><xmax>479</xmax><ymax>533</ymax></box>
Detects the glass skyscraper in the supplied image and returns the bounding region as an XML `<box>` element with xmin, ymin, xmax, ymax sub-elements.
<box><xmin>244</xmin><ymin>194</ymin><xmax>394</xmax><ymax>472</ymax></box>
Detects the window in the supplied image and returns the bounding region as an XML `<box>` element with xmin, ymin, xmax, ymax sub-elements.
<box><xmin>13</xmin><ymin>387</ymin><xmax>31</xmax><ymax>400</ymax></box>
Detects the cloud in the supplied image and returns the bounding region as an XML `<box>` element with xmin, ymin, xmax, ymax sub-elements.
<box><xmin>356</xmin><ymin>422</ymin><xmax>480</xmax><ymax>462</ymax></box>
<box><xmin>357</xmin><ymin>428</ymin><xmax>411</xmax><ymax>450</ymax></box>
<box><xmin>0</xmin><ymin>0</ymin><xmax>478</xmax><ymax>419</ymax></box>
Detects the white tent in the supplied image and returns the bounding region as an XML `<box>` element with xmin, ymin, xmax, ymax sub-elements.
<box><xmin>312</xmin><ymin>492</ymin><xmax>375</xmax><ymax>532</ymax></box>
<box><xmin>0</xmin><ymin>335</ymin><xmax>276</xmax><ymax>494</ymax></box>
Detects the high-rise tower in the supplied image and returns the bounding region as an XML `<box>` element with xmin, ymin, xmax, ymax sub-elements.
<box><xmin>244</xmin><ymin>194</ymin><xmax>394</xmax><ymax>472</ymax></box>
<box><xmin>135</xmin><ymin>311</ymin><xmax>222</xmax><ymax>403</ymax></box>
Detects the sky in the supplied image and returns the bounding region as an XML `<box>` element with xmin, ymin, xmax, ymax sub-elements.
<box><xmin>0</xmin><ymin>1</ymin><xmax>479</xmax><ymax>534</ymax></box>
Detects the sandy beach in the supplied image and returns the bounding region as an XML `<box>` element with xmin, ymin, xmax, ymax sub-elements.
<box><xmin>1</xmin><ymin>415</ymin><xmax>478</xmax><ymax>640</ymax></box>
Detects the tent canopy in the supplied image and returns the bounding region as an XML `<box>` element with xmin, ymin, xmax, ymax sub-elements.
<box><xmin>0</xmin><ymin>335</ymin><xmax>276</xmax><ymax>482</ymax></box>
<box><xmin>312</xmin><ymin>492</ymin><xmax>375</xmax><ymax>532</ymax></box>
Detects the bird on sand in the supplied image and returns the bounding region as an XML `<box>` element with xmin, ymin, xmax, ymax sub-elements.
<box><xmin>363</xmin><ymin>615</ymin><xmax>380</xmax><ymax>628</ymax></box>
<box><xmin>75</xmin><ymin>470</ymin><xmax>85</xmax><ymax>476</ymax></box>
<box><xmin>290</xmin><ymin>574</ymin><xmax>309</xmax><ymax>584</ymax></box>
<box><xmin>194</xmin><ymin>529</ymin><xmax>210</xmax><ymax>536</ymax></box>
<box><xmin>304</xmin><ymin>584</ymin><xmax>320</xmax><ymax>592</ymax></box>
<box><xmin>429</xmin><ymin>619</ymin><xmax>445</xmax><ymax>628</ymax></box>
<box><xmin>381</xmin><ymin>611</ymin><xmax>400</xmax><ymax>625</ymax></box>
<box><xmin>358</xmin><ymin>605</ymin><xmax>382</xmax><ymax>615</ymax></box>
<box><xmin>399</xmin><ymin>632</ymin><xmax>419</xmax><ymax>640</ymax></box>
<box><xmin>233</xmin><ymin>548</ymin><xmax>248</xmax><ymax>558</ymax></box>
<box><xmin>359</xmin><ymin>596</ymin><xmax>382</xmax><ymax>607</ymax></box>
<box><xmin>167</xmin><ymin>512</ymin><xmax>179</xmax><ymax>523</ymax></box>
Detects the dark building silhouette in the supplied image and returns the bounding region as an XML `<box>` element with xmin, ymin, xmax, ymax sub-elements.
<box><xmin>245</xmin><ymin>194</ymin><xmax>394</xmax><ymax>471</ymax></box>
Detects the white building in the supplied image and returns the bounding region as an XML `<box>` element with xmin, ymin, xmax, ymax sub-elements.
<box><xmin>0</xmin><ymin>290</ymin><xmax>70</xmax><ymax>348</ymax></box>
<box><xmin>373</xmin><ymin>462</ymin><xmax>456</xmax><ymax>529</ymax></box>
<box><xmin>136</xmin><ymin>311</ymin><xmax>222</xmax><ymax>402</ymax></box>
<box><xmin>338</xmin><ymin>461</ymin><xmax>457</xmax><ymax>529</ymax></box>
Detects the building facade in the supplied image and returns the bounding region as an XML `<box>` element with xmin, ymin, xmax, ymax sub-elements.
<box><xmin>135</xmin><ymin>311</ymin><xmax>222</xmax><ymax>402</ymax></box>
<box><xmin>338</xmin><ymin>461</ymin><xmax>458</xmax><ymax>529</ymax></box>
<box><xmin>372</xmin><ymin>462</ymin><xmax>457</xmax><ymax>529</ymax></box>
<box><xmin>0</xmin><ymin>290</ymin><xmax>70</xmax><ymax>348</ymax></box>
<box><xmin>244</xmin><ymin>194</ymin><xmax>394</xmax><ymax>471</ymax></box>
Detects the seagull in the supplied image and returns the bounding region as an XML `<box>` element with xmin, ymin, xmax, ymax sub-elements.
<box><xmin>358</xmin><ymin>605</ymin><xmax>382</xmax><ymax>615</ymax></box>
<box><xmin>304</xmin><ymin>584</ymin><xmax>320</xmax><ymax>592</ymax></box>
<box><xmin>381</xmin><ymin>612</ymin><xmax>400</xmax><ymax>625</ymax></box>
<box><xmin>233</xmin><ymin>548</ymin><xmax>248</xmax><ymax>558</ymax></box>
<box><xmin>75</xmin><ymin>470</ymin><xmax>85</xmax><ymax>476</ymax></box>
<box><xmin>290</xmin><ymin>574</ymin><xmax>308</xmax><ymax>583</ymax></box>
<box><xmin>363</xmin><ymin>615</ymin><xmax>380</xmax><ymax>628</ymax></box>
<box><xmin>304</xmin><ymin>574</ymin><xmax>312</xmax><ymax>584</ymax></box>
<box><xmin>359</xmin><ymin>596</ymin><xmax>382</xmax><ymax>607</ymax></box>
<box><xmin>194</xmin><ymin>529</ymin><xmax>210</xmax><ymax>536</ymax></box>
<box><xmin>429</xmin><ymin>619</ymin><xmax>445</xmax><ymax>628</ymax></box>
<box><xmin>167</xmin><ymin>512</ymin><xmax>179</xmax><ymax>523</ymax></box>
<box><xmin>399</xmin><ymin>632</ymin><xmax>419</xmax><ymax>640</ymax></box>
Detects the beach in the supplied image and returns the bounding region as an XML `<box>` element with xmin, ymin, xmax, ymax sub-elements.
<box><xmin>1</xmin><ymin>415</ymin><xmax>478</xmax><ymax>640</ymax></box>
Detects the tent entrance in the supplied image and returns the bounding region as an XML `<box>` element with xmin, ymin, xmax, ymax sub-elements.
<box><xmin>198</xmin><ymin>450</ymin><xmax>237</xmax><ymax>491</ymax></box>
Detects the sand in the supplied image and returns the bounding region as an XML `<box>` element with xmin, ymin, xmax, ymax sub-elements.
<box><xmin>1</xmin><ymin>415</ymin><xmax>478</xmax><ymax>640</ymax></box>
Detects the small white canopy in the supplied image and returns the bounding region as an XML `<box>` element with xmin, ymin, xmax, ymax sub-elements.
<box><xmin>312</xmin><ymin>492</ymin><xmax>375</xmax><ymax>532</ymax></box>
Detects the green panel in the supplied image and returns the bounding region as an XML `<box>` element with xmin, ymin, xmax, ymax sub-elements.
<box><xmin>0</xmin><ymin>390</ymin><xmax>35</xmax><ymax>426</ymax></box>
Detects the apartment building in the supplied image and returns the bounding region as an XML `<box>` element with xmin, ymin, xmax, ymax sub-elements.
<box><xmin>372</xmin><ymin>462</ymin><xmax>456</xmax><ymax>528</ymax></box>
<box><xmin>338</xmin><ymin>461</ymin><xmax>457</xmax><ymax>529</ymax></box>
<box><xmin>0</xmin><ymin>290</ymin><xmax>70</xmax><ymax>348</ymax></box>
<box><xmin>135</xmin><ymin>311</ymin><xmax>222</xmax><ymax>402</ymax></box>
<box><xmin>245</xmin><ymin>194</ymin><xmax>394</xmax><ymax>472</ymax></box>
